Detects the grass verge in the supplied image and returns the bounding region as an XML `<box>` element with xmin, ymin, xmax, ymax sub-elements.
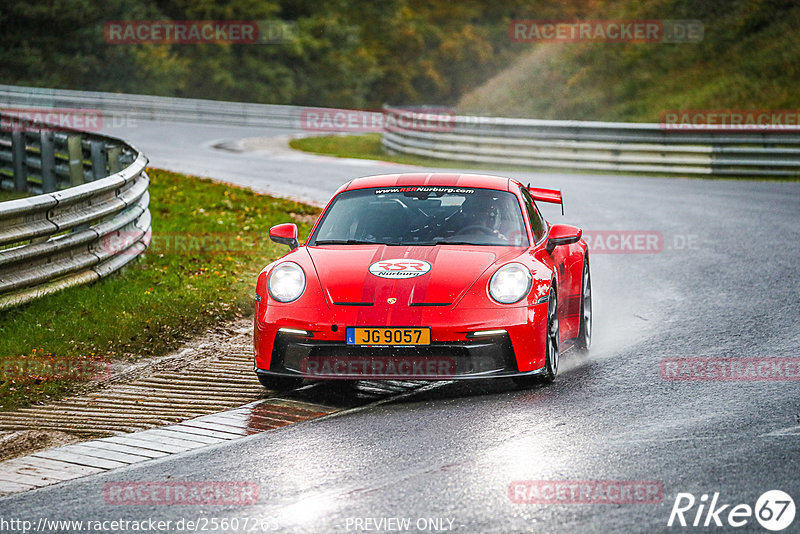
<box><xmin>0</xmin><ymin>168</ymin><xmax>321</xmax><ymax>411</ymax></box>
<box><xmin>0</xmin><ymin>191</ymin><xmax>30</xmax><ymax>202</ymax></box>
<box><xmin>289</xmin><ymin>133</ymin><xmax>443</xmax><ymax>167</ymax></box>
<box><xmin>290</xmin><ymin>134</ymin><xmax>536</xmax><ymax>171</ymax></box>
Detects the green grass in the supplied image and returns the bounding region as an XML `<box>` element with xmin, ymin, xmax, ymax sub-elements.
<box><xmin>290</xmin><ymin>134</ymin><xmax>440</xmax><ymax>166</ymax></box>
<box><xmin>0</xmin><ymin>190</ymin><xmax>30</xmax><ymax>202</ymax></box>
<box><xmin>290</xmin><ymin>134</ymin><xmax>538</xmax><ymax>171</ymax></box>
<box><xmin>0</xmin><ymin>168</ymin><xmax>320</xmax><ymax>410</ymax></box>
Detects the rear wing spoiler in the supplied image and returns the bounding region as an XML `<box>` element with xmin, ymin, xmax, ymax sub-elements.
<box><xmin>527</xmin><ymin>186</ymin><xmax>564</xmax><ymax>215</ymax></box>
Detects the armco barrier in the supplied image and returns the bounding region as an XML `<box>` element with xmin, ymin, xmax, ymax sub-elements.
<box><xmin>381</xmin><ymin>107</ymin><xmax>800</xmax><ymax>177</ymax></box>
<box><xmin>0</xmin><ymin>113</ymin><xmax>151</xmax><ymax>310</ymax></box>
<box><xmin>3</xmin><ymin>85</ymin><xmax>798</xmax><ymax>177</ymax></box>
<box><xmin>0</xmin><ymin>84</ymin><xmax>312</xmax><ymax>129</ymax></box>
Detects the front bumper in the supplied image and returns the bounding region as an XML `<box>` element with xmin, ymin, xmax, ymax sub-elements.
<box><xmin>254</xmin><ymin>302</ymin><xmax>550</xmax><ymax>380</ymax></box>
<box><xmin>257</xmin><ymin>331</ymin><xmax>547</xmax><ymax>380</ymax></box>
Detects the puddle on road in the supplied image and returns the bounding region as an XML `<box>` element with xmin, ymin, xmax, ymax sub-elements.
<box><xmin>241</xmin><ymin>381</ymin><xmax>433</xmax><ymax>432</ymax></box>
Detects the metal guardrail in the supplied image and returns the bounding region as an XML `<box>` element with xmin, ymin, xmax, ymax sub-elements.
<box><xmin>0</xmin><ymin>84</ymin><xmax>317</xmax><ymax>129</ymax></box>
<box><xmin>3</xmin><ymin>85</ymin><xmax>798</xmax><ymax>177</ymax></box>
<box><xmin>0</xmin><ymin>116</ymin><xmax>151</xmax><ymax>310</ymax></box>
<box><xmin>382</xmin><ymin>107</ymin><xmax>800</xmax><ymax>177</ymax></box>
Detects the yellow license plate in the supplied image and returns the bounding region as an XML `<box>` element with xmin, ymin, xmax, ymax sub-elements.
<box><xmin>346</xmin><ymin>327</ymin><xmax>431</xmax><ymax>346</ymax></box>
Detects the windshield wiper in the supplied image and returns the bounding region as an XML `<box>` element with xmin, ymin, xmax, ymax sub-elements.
<box><xmin>313</xmin><ymin>239</ymin><xmax>378</xmax><ymax>245</ymax></box>
<box><xmin>314</xmin><ymin>239</ymin><xmax>491</xmax><ymax>246</ymax></box>
<box><xmin>313</xmin><ymin>239</ymin><xmax>406</xmax><ymax>246</ymax></box>
<box><xmin>412</xmin><ymin>240</ymin><xmax>491</xmax><ymax>246</ymax></box>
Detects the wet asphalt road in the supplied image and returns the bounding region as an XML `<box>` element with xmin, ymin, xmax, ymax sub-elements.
<box><xmin>1</xmin><ymin>121</ymin><xmax>799</xmax><ymax>533</ymax></box>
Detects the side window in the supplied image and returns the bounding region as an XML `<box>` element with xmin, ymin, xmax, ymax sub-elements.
<box><xmin>521</xmin><ymin>188</ymin><xmax>547</xmax><ymax>243</ymax></box>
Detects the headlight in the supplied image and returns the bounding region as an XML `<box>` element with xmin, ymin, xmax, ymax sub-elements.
<box><xmin>268</xmin><ymin>262</ymin><xmax>306</xmax><ymax>303</ymax></box>
<box><xmin>489</xmin><ymin>263</ymin><xmax>532</xmax><ymax>304</ymax></box>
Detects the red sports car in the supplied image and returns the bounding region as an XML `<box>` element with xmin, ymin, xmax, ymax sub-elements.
<box><xmin>254</xmin><ymin>173</ymin><xmax>591</xmax><ymax>389</ymax></box>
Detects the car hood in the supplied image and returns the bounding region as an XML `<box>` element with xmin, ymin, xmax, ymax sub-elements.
<box><xmin>306</xmin><ymin>245</ymin><xmax>522</xmax><ymax>307</ymax></box>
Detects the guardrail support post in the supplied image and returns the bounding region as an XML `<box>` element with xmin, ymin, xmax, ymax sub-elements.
<box><xmin>11</xmin><ymin>130</ymin><xmax>27</xmax><ymax>192</ymax></box>
<box><xmin>67</xmin><ymin>135</ymin><xmax>84</xmax><ymax>186</ymax></box>
<box><xmin>40</xmin><ymin>131</ymin><xmax>57</xmax><ymax>193</ymax></box>
<box><xmin>90</xmin><ymin>140</ymin><xmax>107</xmax><ymax>181</ymax></box>
<box><xmin>107</xmin><ymin>145</ymin><xmax>122</xmax><ymax>174</ymax></box>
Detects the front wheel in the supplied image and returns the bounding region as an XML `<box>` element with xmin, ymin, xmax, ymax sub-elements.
<box><xmin>513</xmin><ymin>287</ymin><xmax>559</xmax><ymax>387</ymax></box>
<box><xmin>257</xmin><ymin>373</ymin><xmax>303</xmax><ymax>392</ymax></box>
<box><xmin>576</xmin><ymin>256</ymin><xmax>592</xmax><ymax>351</ymax></box>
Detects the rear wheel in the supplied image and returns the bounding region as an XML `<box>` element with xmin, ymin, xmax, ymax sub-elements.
<box><xmin>576</xmin><ymin>256</ymin><xmax>592</xmax><ymax>351</ymax></box>
<box><xmin>257</xmin><ymin>373</ymin><xmax>303</xmax><ymax>391</ymax></box>
<box><xmin>513</xmin><ymin>287</ymin><xmax>559</xmax><ymax>387</ymax></box>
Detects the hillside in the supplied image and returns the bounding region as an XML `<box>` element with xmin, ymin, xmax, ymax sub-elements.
<box><xmin>458</xmin><ymin>0</ymin><xmax>800</xmax><ymax>121</ymax></box>
<box><xmin>0</xmin><ymin>0</ymin><xmax>540</xmax><ymax>108</ymax></box>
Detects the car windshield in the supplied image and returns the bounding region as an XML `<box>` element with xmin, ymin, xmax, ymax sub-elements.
<box><xmin>310</xmin><ymin>187</ymin><xmax>529</xmax><ymax>246</ymax></box>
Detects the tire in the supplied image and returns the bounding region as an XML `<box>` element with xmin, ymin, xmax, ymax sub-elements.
<box><xmin>257</xmin><ymin>373</ymin><xmax>303</xmax><ymax>391</ymax></box>
<box><xmin>513</xmin><ymin>286</ymin><xmax>559</xmax><ymax>387</ymax></box>
<box><xmin>576</xmin><ymin>256</ymin><xmax>592</xmax><ymax>351</ymax></box>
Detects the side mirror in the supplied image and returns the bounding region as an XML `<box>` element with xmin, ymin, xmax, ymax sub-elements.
<box><xmin>545</xmin><ymin>224</ymin><xmax>582</xmax><ymax>254</ymax></box>
<box><xmin>269</xmin><ymin>223</ymin><xmax>299</xmax><ymax>250</ymax></box>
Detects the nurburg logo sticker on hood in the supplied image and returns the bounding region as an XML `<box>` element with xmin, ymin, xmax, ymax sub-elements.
<box><xmin>368</xmin><ymin>259</ymin><xmax>432</xmax><ymax>279</ymax></box>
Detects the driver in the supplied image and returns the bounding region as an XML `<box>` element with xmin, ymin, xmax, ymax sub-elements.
<box><xmin>447</xmin><ymin>194</ymin><xmax>503</xmax><ymax>238</ymax></box>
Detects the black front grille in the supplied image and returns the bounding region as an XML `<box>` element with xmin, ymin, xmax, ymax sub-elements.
<box><xmin>270</xmin><ymin>332</ymin><xmax>517</xmax><ymax>379</ymax></box>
